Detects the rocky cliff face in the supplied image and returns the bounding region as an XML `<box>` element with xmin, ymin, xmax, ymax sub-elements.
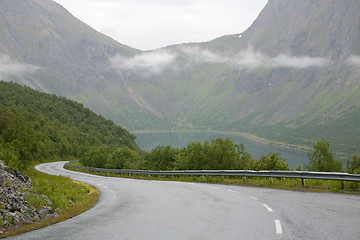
<box><xmin>0</xmin><ymin>161</ymin><xmax>56</xmax><ymax>235</ymax></box>
<box><xmin>237</xmin><ymin>0</ymin><xmax>360</xmax><ymax>59</ymax></box>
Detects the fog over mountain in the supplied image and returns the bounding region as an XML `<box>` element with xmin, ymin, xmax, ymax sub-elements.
<box><xmin>1</xmin><ymin>0</ymin><xmax>359</xmax><ymax>155</ymax></box>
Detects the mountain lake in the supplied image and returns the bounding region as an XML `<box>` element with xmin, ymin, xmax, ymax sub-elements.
<box><xmin>134</xmin><ymin>132</ymin><xmax>309</xmax><ymax>169</ymax></box>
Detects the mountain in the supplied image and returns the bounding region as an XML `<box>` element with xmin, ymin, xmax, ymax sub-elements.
<box><xmin>0</xmin><ymin>0</ymin><xmax>163</xmax><ymax>128</ymax></box>
<box><xmin>1</xmin><ymin>0</ymin><xmax>360</xmax><ymax>156</ymax></box>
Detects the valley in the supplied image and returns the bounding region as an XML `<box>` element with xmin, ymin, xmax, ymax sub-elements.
<box><xmin>0</xmin><ymin>0</ymin><xmax>359</xmax><ymax>156</ymax></box>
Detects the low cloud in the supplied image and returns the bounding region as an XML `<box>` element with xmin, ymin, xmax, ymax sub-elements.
<box><xmin>270</xmin><ymin>54</ymin><xmax>330</xmax><ymax>68</ymax></box>
<box><xmin>179</xmin><ymin>46</ymin><xmax>330</xmax><ymax>69</ymax></box>
<box><xmin>110</xmin><ymin>50</ymin><xmax>177</xmax><ymax>75</ymax></box>
<box><xmin>347</xmin><ymin>55</ymin><xmax>360</xmax><ymax>66</ymax></box>
<box><xmin>180</xmin><ymin>46</ymin><xmax>228</xmax><ymax>63</ymax></box>
<box><xmin>110</xmin><ymin>47</ymin><xmax>331</xmax><ymax>76</ymax></box>
<box><xmin>0</xmin><ymin>55</ymin><xmax>40</xmax><ymax>78</ymax></box>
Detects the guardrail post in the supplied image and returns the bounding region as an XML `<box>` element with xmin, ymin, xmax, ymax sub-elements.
<box><xmin>341</xmin><ymin>180</ymin><xmax>345</xmax><ymax>190</ymax></box>
<box><xmin>301</xmin><ymin>178</ymin><xmax>305</xmax><ymax>187</ymax></box>
<box><xmin>129</xmin><ymin>173</ymin><xmax>132</xmax><ymax>177</ymax></box>
<box><xmin>243</xmin><ymin>176</ymin><xmax>247</xmax><ymax>182</ymax></box>
<box><xmin>202</xmin><ymin>175</ymin><xmax>205</xmax><ymax>180</ymax></box>
<box><xmin>270</xmin><ymin>177</ymin><xmax>274</xmax><ymax>183</ymax></box>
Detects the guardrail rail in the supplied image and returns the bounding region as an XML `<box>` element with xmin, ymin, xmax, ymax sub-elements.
<box><xmin>65</xmin><ymin>162</ymin><xmax>360</xmax><ymax>188</ymax></box>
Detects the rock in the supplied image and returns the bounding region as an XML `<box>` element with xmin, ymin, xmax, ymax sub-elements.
<box><xmin>38</xmin><ymin>207</ymin><xmax>54</xmax><ymax>219</ymax></box>
<box><xmin>0</xmin><ymin>160</ymin><xmax>5</xmax><ymax>169</ymax></box>
<box><xmin>12</xmin><ymin>170</ymin><xmax>31</xmax><ymax>185</ymax></box>
<box><xmin>0</xmin><ymin>161</ymin><xmax>55</xmax><ymax>234</ymax></box>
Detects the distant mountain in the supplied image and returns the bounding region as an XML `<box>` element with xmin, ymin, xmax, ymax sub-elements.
<box><xmin>1</xmin><ymin>0</ymin><xmax>360</xmax><ymax>156</ymax></box>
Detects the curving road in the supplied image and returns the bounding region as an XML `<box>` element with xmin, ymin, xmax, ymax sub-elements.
<box><xmin>9</xmin><ymin>162</ymin><xmax>360</xmax><ymax>240</ymax></box>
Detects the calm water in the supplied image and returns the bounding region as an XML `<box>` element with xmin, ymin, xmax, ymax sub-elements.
<box><xmin>134</xmin><ymin>132</ymin><xmax>308</xmax><ymax>168</ymax></box>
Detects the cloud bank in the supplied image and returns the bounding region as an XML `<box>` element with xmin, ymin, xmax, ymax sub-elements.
<box><xmin>180</xmin><ymin>46</ymin><xmax>228</xmax><ymax>64</ymax></box>
<box><xmin>110</xmin><ymin>50</ymin><xmax>177</xmax><ymax>75</ymax></box>
<box><xmin>180</xmin><ymin>46</ymin><xmax>330</xmax><ymax>69</ymax></box>
<box><xmin>0</xmin><ymin>55</ymin><xmax>40</xmax><ymax>78</ymax></box>
<box><xmin>110</xmin><ymin>47</ymin><xmax>331</xmax><ymax>76</ymax></box>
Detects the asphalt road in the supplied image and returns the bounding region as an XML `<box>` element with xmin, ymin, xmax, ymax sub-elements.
<box><xmin>9</xmin><ymin>162</ymin><xmax>360</xmax><ymax>240</ymax></box>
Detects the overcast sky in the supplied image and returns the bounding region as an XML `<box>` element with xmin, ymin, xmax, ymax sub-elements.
<box><xmin>52</xmin><ymin>0</ymin><xmax>268</xmax><ymax>50</ymax></box>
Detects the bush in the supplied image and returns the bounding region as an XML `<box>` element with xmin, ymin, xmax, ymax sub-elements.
<box><xmin>347</xmin><ymin>152</ymin><xmax>360</xmax><ymax>174</ymax></box>
<box><xmin>249</xmin><ymin>152</ymin><xmax>290</xmax><ymax>171</ymax></box>
<box><xmin>144</xmin><ymin>145</ymin><xmax>178</xmax><ymax>170</ymax></box>
<box><xmin>305</xmin><ymin>138</ymin><xmax>343</xmax><ymax>172</ymax></box>
<box><xmin>80</xmin><ymin>146</ymin><xmax>140</xmax><ymax>169</ymax></box>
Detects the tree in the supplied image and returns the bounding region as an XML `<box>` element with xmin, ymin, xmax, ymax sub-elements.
<box><xmin>0</xmin><ymin>108</ymin><xmax>13</xmax><ymax>135</ymax></box>
<box><xmin>248</xmin><ymin>152</ymin><xmax>290</xmax><ymax>171</ymax></box>
<box><xmin>204</xmin><ymin>138</ymin><xmax>242</xmax><ymax>170</ymax></box>
<box><xmin>106</xmin><ymin>147</ymin><xmax>139</xmax><ymax>169</ymax></box>
<box><xmin>235</xmin><ymin>142</ymin><xmax>253</xmax><ymax>170</ymax></box>
<box><xmin>145</xmin><ymin>145</ymin><xmax>178</xmax><ymax>170</ymax></box>
<box><xmin>306</xmin><ymin>138</ymin><xmax>342</xmax><ymax>172</ymax></box>
<box><xmin>173</xmin><ymin>138</ymin><xmax>253</xmax><ymax>170</ymax></box>
<box><xmin>174</xmin><ymin>142</ymin><xmax>204</xmax><ymax>170</ymax></box>
<box><xmin>347</xmin><ymin>152</ymin><xmax>360</xmax><ymax>174</ymax></box>
<box><xmin>80</xmin><ymin>146</ymin><xmax>109</xmax><ymax>168</ymax></box>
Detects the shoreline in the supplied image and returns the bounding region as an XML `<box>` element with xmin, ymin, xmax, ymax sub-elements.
<box><xmin>131</xmin><ymin>129</ymin><xmax>312</xmax><ymax>155</ymax></box>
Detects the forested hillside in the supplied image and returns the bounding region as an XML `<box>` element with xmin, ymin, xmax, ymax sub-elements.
<box><xmin>0</xmin><ymin>81</ymin><xmax>139</xmax><ymax>169</ymax></box>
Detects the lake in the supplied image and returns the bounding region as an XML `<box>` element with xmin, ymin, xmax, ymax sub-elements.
<box><xmin>134</xmin><ymin>132</ymin><xmax>309</xmax><ymax>168</ymax></box>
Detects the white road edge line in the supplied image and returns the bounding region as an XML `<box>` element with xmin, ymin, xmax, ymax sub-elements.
<box><xmin>262</xmin><ymin>204</ymin><xmax>274</xmax><ymax>212</ymax></box>
<box><xmin>274</xmin><ymin>220</ymin><xmax>283</xmax><ymax>235</ymax></box>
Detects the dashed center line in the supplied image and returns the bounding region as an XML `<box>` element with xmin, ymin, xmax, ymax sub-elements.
<box><xmin>103</xmin><ymin>186</ymin><xmax>116</xmax><ymax>198</ymax></box>
<box><xmin>262</xmin><ymin>204</ymin><xmax>274</xmax><ymax>212</ymax></box>
<box><xmin>227</xmin><ymin>189</ymin><xmax>239</xmax><ymax>193</ymax></box>
<box><xmin>249</xmin><ymin>196</ymin><xmax>258</xmax><ymax>201</ymax></box>
<box><xmin>274</xmin><ymin>220</ymin><xmax>283</xmax><ymax>235</ymax></box>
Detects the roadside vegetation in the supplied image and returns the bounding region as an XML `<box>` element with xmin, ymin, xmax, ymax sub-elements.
<box><xmin>0</xmin><ymin>81</ymin><xmax>138</xmax><ymax>236</ymax></box>
<box><xmin>80</xmin><ymin>137</ymin><xmax>360</xmax><ymax>174</ymax></box>
<box><xmin>76</xmin><ymin>136</ymin><xmax>360</xmax><ymax>193</ymax></box>
<box><xmin>1</xmin><ymin>167</ymin><xmax>99</xmax><ymax>238</ymax></box>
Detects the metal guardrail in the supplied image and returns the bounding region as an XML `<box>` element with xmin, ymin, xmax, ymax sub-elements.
<box><xmin>65</xmin><ymin>163</ymin><xmax>360</xmax><ymax>183</ymax></box>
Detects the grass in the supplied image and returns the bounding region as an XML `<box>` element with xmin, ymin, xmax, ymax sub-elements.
<box><xmin>1</xmin><ymin>165</ymin><xmax>99</xmax><ymax>238</ymax></box>
<box><xmin>64</xmin><ymin>164</ymin><xmax>360</xmax><ymax>194</ymax></box>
